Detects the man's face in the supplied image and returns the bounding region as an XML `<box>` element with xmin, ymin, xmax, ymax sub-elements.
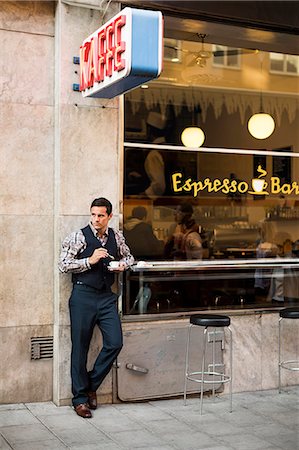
<box><xmin>90</xmin><ymin>206</ymin><xmax>112</xmax><ymax>234</ymax></box>
<box><xmin>174</xmin><ymin>207</ymin><xmax>184</xmax><ymax>224</ymax></box>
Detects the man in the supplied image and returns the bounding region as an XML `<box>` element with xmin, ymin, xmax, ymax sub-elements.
<box><xmin>58</xmin><ymin>197</ymin><xmax>134</xmax><ymax>418</ymax></box>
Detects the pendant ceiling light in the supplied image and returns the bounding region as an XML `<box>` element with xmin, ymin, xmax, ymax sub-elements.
<box><xmin>181</xmin><ymin>94</ymin><xmax>205</xmax><ymax>148</ymax></box>
<box><xmin>181</xmin><ymin>126</ymin><xmax>205</xmax><ymax>147</ymax></box>
<box><xmin>248</xmin><ymin>52</ymin><xmax>275</xmax><ymax>140</ymax></box>
<box><xmin>248</xmin><ymin>112</ymin><xmax>275</xmax><ymax>139</ymax></box>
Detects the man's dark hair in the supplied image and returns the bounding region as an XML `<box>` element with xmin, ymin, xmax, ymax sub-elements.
<box><xmin>90</xmin><ymin>197</ymin><xmax>112</xmax><ymax>215</ymax></box>
<box><xmin>132</xmin><ymin>206</ymin><xmax>147</xmax><ymax>220</ymax></box>
<box><xmin>179</xmin><ymin>202</ymin><xmax>193</xmax><ymax>215</ymax></box>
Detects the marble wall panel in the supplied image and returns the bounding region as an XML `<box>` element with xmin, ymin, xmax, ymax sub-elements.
<box><xmin>59</xmin><ymin>104</ymin><xmax>119</xmax><ymax>215</ymax></box>
<box><xmin>0</xmin><ymin>1</ymin><xmax>54</xmax><ymax>35</ymax></box>
<box><xmin>225</xmin><ymin>314</ymin><xmax>263</xmax><ymax>392</ymax></box>
<box><xmin>55</xmin><ymin>324</ymin><xmax>112</xmax><ymax>406</ymax></box>
<box><xmin>0</xmin><ymin>104</ymin><xmax>54</xmax><ymax>215</ymax></box>
<box><xmin>223</xmin><ymin>312</ymin><xmax>299</xmax><ymax>394</ymax></box>
<box><xmin>261</xmin><ymin>313</ymin><xmax>279</xmax><ymax>390</ymax></box>
<box><xmin>0</xmin><ymin>325</ymin><xmax>53</xmax><ymax>403</ymax></box>
<box><xmin>0</xmin><ymin>29</ymin><xmax>54</xmax><ymax>105</ymax></box>
<box><xmin>0</xmin><ymin>215</ymin><xmax>53</xmax><ymax>328</ymax></box>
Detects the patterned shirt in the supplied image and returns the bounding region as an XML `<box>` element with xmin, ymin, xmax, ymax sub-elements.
<box><xmin>58</xmin><ymin>223</ymin><xmax>134</xmax><ymax>274</ymax></box>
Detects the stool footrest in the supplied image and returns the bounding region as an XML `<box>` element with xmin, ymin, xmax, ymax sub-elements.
<box><xmin>187</xmin><ymin>371</ymin><xmax>231</xmax><ymax>384</ymax></box>
<box><xmin>280</xmin><ymin>360</ymin><xmax>299</xmax><ymax>371</ymax></box>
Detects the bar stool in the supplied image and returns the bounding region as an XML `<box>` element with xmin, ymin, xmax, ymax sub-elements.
<box><xmin>183</xmin><ymin>314</ymin><xmax>232</xmax><ymax>414</ymax></box>
<box><xmin>278</xmin><ymin>307</ymin><xmax>299</xmax><ymax>393</ymax></box>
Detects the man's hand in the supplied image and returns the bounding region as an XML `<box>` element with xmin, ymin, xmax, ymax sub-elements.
<box><xmin>88</xmin><ymin>248</ymin><xmax>109</xmax><ymax>265</ymax></box>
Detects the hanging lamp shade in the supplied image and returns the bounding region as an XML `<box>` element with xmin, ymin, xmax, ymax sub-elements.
<box><xmin>248</xmin><ymin>112</ymin><xmax>275</xmax><ymax>140</ymax></box>
<box><xmin>181</xmin><ymin>127</ymin><xmax>205</xmax><ymax>147</ymax></box>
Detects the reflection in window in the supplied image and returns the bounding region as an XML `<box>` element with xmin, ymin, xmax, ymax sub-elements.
<box><xmin>212</xmin><ymin>45</ymin><xmax>240</xmax><ymax>68</ymax></box>
<box><xmin>270</xmin><ymin>53</ymin><xmax>299</xmax><ymax>75</ymax></box>
<box><xmin>164</xmin><ymin>38</ymin><xmax>182</xmax><ymax>63</ymax></box>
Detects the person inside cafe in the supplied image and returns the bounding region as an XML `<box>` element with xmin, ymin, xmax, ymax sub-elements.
<box><xmin>164</xmin><ymin>202</ymin><xmax>203</xmax><ymax>260</ymax></box>
<box><xmin>123</xmin><ymin>206</ymin><xmax>164</xmax><ymax>260</ymax></box>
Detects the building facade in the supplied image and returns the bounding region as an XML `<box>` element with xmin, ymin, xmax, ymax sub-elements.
<box><xmin>1</xmin><ymin>0</ymin><xmax>299</xmax><ymax>405</ymax></box>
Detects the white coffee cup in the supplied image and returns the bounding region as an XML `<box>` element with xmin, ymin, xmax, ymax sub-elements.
<box><xmin>109</xmin><ymin>261</ymin><xmax>120</xmax><ymax>269</ymax></box>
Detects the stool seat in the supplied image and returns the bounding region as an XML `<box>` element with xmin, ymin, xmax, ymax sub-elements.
<box><xmin>190</xmin><ymin>314</ymin><xmax>230</xmax><ymax>328</ymax></box>
<box><xmin>279</xmin><ymin>307</ymin><xmax>299</xmax><ymax>319</ymax></box>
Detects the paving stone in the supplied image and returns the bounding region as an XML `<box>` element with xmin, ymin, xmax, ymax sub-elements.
<box><xmin>162</xmin><ymin>430</ymin><xmax>220</xmax><ymax>449</ymax></box>
<box><xmin>253</xmin><ymin>428</ymin><xmax>299</xmax><ymax>450</ymax></box>
<box><xmin>70</xmin><ymin>444</ymin><xmax>122</xmax><ymax>450</ymax></box>
<box><xmin>133</xmin><ymin>447</ymin><xmax>175</xmax><ymax>450</ymax></box>
<box><xmin>0</xmin><ymin>424</ymin><xmax>57</xmax><ymax>445</ymax></box>
<box><xmin>0</xmin><ymin>434</ymin><xmax>12</xmax><ymax>449</ymax></box>
<box><xmin>0</xmin><ymin>410</ymin><xmax>39</xmax><ymax>427</ymax></box>
<box><xmin>91</xmin><ymin>412</ymin><xmax>141</xmax><ymax>433</ymax></box>
<box><xmin>114</xmin><ymin>404</ymin><xmax>173</xmax><ymax>422</ymax></box>
<box><xmin>192</xmin><ymin>419</ymin><xmax>242</xmax><ymax>437</ymax></box>
<box><xmin>38</xmin><ymin>413</ymin><xmax>92</xmax><ymax>430</ymax></box>
<box><xmin>109</xmin><ymin>429</ymin><xmax>164</xmax><ymax>448</ymax></box>
<box><xmin>53</xmin><ymin>425</ymin><xmax>113</xmax><ymax>447</ymax></box>
<box><xmin>142</xmin><ymin>418</ymin><xmax>195</xmax><ymax>435</ymax></box>
<box><xmin>218</xmin><ymin>432</ymin><xmax>281</xmax><ymax>450</ymax></box>
<box><xmin>0</xmin><ymin>404</ymin><xmax>25</xmax><ymax>412</ymax></box>
<box><xmin>25</xmin><ymin>402</ymin><xmax>72</xmax><ymax>416</ymax></box>
<box><xmin>11</xmin><ymin>439</ymin><xmax>68</xmax><ymax>450</ymax></box>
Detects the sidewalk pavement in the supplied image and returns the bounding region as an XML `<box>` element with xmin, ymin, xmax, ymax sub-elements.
<box><xmin>0</xmin><ymin>387</ymin><xmax>298</xmax><ymax>450</ymax></box>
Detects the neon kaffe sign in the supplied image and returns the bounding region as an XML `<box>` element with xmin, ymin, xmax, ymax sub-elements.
<box><xmin>80</xmin><ymin>8</ymin><xmax>163</xmax><ymax>98</ymax></box>
<box><xmin>172</xmin><ymin>166</ymin><xmax>299</xmax><ymax>197</ymax></box>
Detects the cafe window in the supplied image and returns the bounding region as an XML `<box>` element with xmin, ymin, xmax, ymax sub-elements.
<box><xmin>123</xmin><ymin>29</ymin><xmax>299</xmax><ymax>317</ymax></box>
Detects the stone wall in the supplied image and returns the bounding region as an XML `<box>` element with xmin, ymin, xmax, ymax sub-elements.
<box><xmin>0</xmin><ymin>0</ymin><xmax>121</xmax><ymax>404</ymax></box>
<box><xmin>0</xmin><ymin>0</ymin><xmax>55</xmax><ymax>403</ymax></box>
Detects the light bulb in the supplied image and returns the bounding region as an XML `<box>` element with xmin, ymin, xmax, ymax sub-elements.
<box><xmin>248</xmin><ymin>113</ymin><xmax>275</xmax><ymax>139</ymax></box>
<box><xmin>181</xmin><ymin>127</ymin><xmax>205</xmax><ymax>147</ymax></box>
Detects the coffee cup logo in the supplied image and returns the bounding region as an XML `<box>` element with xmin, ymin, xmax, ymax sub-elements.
<box><xmin>248</xmin><ymin>165</ymin><xmax>269</xmax><ymax>195</ymax></box>
<box><xmin>252</xmin><ymin>178</ymin><xmax>266</xmax><ymax>193</ymax></box>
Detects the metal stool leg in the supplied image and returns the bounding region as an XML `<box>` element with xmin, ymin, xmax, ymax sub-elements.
<box><xmin>228</xmin><ymin>326</ymin><xmax>233</xmax><ymax>413</ymax></box>
<box><xmin>184</xmin><ymin>324</ymin><xmax>192</xmax><ymax>405</ymax></box>
<box><xmin>212</xmin><ymin>327</ymin><xmax>216</xmax><ymax>401</ymax></box>
<box><xmin>278</xmin><ymin>317</ymin><xmax>282</xmax><ymax>393</ymax></box>
<box><xmin>200</xmin><ymin>327</ymin><xmax>208</xmax><ymax>415</ymax></box>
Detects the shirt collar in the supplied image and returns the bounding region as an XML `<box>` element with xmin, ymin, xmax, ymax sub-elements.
<box><xmin>89</xmin><ymin>222</ymin><xmax>108</xmax><ymax>239</ymax></box>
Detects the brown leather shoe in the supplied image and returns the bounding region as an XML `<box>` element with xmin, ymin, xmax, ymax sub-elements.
<box><xmin>87</xmin><ymin>391</ymin><xmax>97</xmax><ymax>410</ymax></box>
<box><xmin>74</xmin><ymin>403</ymin><xmax>92</xmax><ymax>418</ymax></box>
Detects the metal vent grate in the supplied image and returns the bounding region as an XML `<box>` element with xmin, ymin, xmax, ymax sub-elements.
<box><xmin>31</xmin><ymin>336</ymin><xmax>53</xmax><ymax>360</ymax></box>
